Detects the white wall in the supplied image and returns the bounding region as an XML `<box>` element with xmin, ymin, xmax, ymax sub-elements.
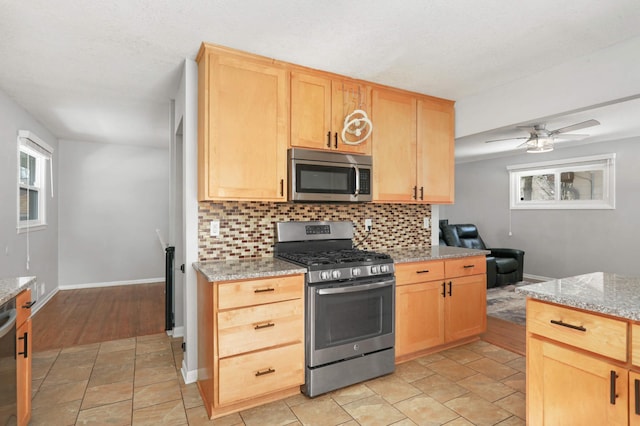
<box><xmin>58</xmin><ymin>139</ymin><xmax>170</xmax><ymax>287</ymax></box>
<box><xmin>0</xmin><ymin>89</ymin><xmax>58</xmax><ymax>306</ymax></box>
<box><xmin>172</xmin><ymin>59</ymin><xmax>199</xmax><ymax>383</ymax></box>
<box><xmin>441</xmin><ymin>137</ymin><xmax>640</xmax><ymax>279</ymax></box>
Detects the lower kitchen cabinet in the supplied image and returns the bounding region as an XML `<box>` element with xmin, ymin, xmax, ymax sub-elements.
<box><xmin>526</xmin><ymin>298</ymin><xmax>639</xmax><ymax>425</ymax></box>
<box><xmin>16</xmin><ymin>288</ymin><xmax>33</xmax><ymax>426</ymax></box>
<box><xmin>196</xmin><ymin>273</ymin><xmax>304</xmax><ymax>419</ymax></box>
<box><xmin>395</xmin><ymin>256</ymin><xmax>487</xmax><ymax>361</ymax></box>
<box><xmin>528</xmin><ymin>337</ymin><xmax>628</xmax><ymax>425</ymax></box>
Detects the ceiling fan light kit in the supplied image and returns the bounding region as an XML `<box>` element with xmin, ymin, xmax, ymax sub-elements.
<box><xmin>485</xmin><ymin>119</ymin><xmax>601</xmax><ymax>154</ymax></box>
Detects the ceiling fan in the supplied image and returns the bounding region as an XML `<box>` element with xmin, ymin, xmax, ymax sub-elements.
<box><xmin>485</xmin><ymin>119</ymin><xmax>601</xmax><ymax>153</ymax></box>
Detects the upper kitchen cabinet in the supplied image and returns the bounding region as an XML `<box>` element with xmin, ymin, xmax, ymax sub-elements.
<box><xmin>417</xmin><ymin>98</ymin><xmax>455</xmax><ymax>204</ymax></box>
<box><xmin>291</xmin><ymin>71</ymin><xmax>372</xmax><ymax>154</ymax></box>
<box><xmin>371</xmin><ymin>88</ymin><xmax>417</xmax><ymax>202</ymax></box>
<box><xmin>372</xmin><ymin>86</ymin><xmax>455</xmax><ymax>204</ymax></box>
<box><xmin>197</xmin><ymin>44</ymin><xmax>289</xmax><ymax>201</ymax></box>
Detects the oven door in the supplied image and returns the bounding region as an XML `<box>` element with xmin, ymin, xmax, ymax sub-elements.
<box><xmin>307</xmin><ymin>277</ymin><xmax>394</xmax><ymax>367</ymax></box>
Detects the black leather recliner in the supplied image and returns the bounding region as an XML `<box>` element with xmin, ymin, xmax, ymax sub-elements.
<box><xmin>441</xmin><ymin>223</ymin><xmax>525</xmax><ymax>288</ymax></box>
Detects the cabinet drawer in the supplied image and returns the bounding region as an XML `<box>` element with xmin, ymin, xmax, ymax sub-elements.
<box><xmin>218</xmin><ymin>275</ymin><xmax>303</xmax><ymax>310</ymax></box>
<box><xmin>218</xmin><ymin>342</ymin><xmax>304</xmax><ymax>405</ymax></box>
<box><xmin>395</xmin><ymin>261</ymin><xmax>445</xmax><ymax>286</ymax></box>
<box><xmin>445</xmin><ymin>256</ymin><xmax>486</xmax><ymax>278</ymax></box>
<box><xmin>633</xmin><ymin>324</ymin><xmax>640</xmax><ymax>368</ymax></box>
<box><xmin>16</xmin><ymin>288</ymin><xmax>34</xmax><ymax>326</ymax></box>
<box><xmin>527</xmin><ymin>299</ymin><xmax>627</xmax><ymax>362</ymax></box>
<box><xmin>217</xmin><ymin>299</ymin><xmax>303</xmax><ymax>358</ymax></box>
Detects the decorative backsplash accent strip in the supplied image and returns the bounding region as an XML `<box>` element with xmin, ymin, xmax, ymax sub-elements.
<box><xmin>198</xmin><ymin>201</ymin><xmax>432</xmax><ymax>261</ymax></box>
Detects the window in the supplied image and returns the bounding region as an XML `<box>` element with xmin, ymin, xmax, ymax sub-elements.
<box><xmin>508</xmin><ymin>154</ymin><xmax>615</xmax><ymax>209</ymax></box>
<box><xmin>17</xmin><ymin>130</ymin><xmax>53</xmax><ymax>231</ymax></box>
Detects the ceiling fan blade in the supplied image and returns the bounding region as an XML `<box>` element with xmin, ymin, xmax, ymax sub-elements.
<box><xmin>550</xmin><ymin>119</ymin><xmax>600</xmax><ymax>135</ymax></box>
<box><xmin>554</xmin><ymin>133</ymin><xmax>588</xmax><ymax>139</ymax></box>
<box><xmin>485</xmin><ymin>136</ymin><xmax>528</xmax><ymax>144</ymax></box>
<box><xmin>516</xmin><ymin>139</ymin><xmax>533</xmax><ymax>148</ymax></box>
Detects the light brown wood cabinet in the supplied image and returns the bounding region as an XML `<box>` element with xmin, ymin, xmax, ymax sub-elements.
<box><xmin>526</xmin><ymin>298</ymin><xmax>640</xmax><ymax>425</ymax></box>
<box><xmin>395</xmin><ymin>256</ymin><xmax>486</xmax><ymax>361</ymax></box>
<box><xmin>196</xmin><ymin>273</ymin><xmax>304</xmax><ymax>419</ymax></box>
<box><xmin>372</xmin><ymin>87</ymin><xmax>455</xmax><ymax>204</ymax></box>
<box><xmin>16</xmin><ymin>289</ymin><xmax>33</xmax><ymax>426</ymax></box>
<box><xmin>291</xmin><ymin>71</ymin><xmax>372</xmax><ymax>154</ymax></box>
<box><xmin>196</xmin><ymin>44</ymin><xmax>289</xmax><ymax>201</ymax></box>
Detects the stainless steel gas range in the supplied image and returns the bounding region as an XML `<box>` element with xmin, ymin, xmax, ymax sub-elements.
<box><xmin>274</xmin><ymin>221</ymin><xmax>395</xmax><ymax>397</ymax></box>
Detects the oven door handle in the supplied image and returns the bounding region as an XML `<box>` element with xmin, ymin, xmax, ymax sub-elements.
<box><xmin>316</xmin><ymin>280</ymin><xmax>394</xmax><ymax>295</ymax></box>
<box><xmin>0</xmin><ymin>309</ymin><xmax>17</xmax><ymax>339</ymax></box>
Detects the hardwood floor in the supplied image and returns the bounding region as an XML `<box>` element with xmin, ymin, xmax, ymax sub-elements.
<box><xmin>481</xmin><ymin>316</ymin><xmax>526</xmax><ymax>356</ymax></box>
<box><xmin>31</xmin><ymin>283</ymin><xmax>165</xmax><ymax>351</ymax></box>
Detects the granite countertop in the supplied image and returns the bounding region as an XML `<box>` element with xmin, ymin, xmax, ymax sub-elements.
<box><xmin>0</xmin><ymin>276</ymin><xmax>36</xmax><ymax>306</ymax></box>
<box><xmin>193</xmin><ymin>258</ymin><xmax>307</xmax><ymax>282</ymax></box>
<box><xmin>385</xmin><ymin>245</ymin><xmax>490</xmax><ymax>264</ymax></box>
<box><xmin>516</xmin><ymin>272</ymin><xmax>640</xmax><ymax>321</ymax></box>
<box><xmin>194</xmin><ymin>246</ymin><xmax>489</xmax><ymax>282</ymax></box>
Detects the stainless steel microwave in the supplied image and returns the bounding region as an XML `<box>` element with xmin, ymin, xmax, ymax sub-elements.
<box><xmin>288</xmin><ymin>148</ymin><xmax>372</xmax><ymax>202</ymax></box>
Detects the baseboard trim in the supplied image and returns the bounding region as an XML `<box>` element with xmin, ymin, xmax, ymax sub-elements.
<box><xmin>31</xmin><ymin>287</ymin><xmax>59</xmax><ymax>315</ymax></box>
<box><xmin>181</xmin><ymin>360</ymin><xmax>197</xmax><ymax>384</ymax></box>
<box><xmin>523</xmin><ymin>273</ymin><xmax>554</xmax><ymax>282</ymax></box>
<box><xmin>58</xmin><ymin>277</ymin><xmax>164</xmax><ymax>290</ymax></box>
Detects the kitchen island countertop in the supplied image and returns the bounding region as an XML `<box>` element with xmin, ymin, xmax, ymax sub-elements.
<box><xmin>0</xmin><ymin>276</ymin><xmax>36</xmax><ymax>306</ymax></box>
<box><xmin>193</xmin><ymin>258</ymin><xmax>307</xmax><ymax>282</ymax></box>
<box><xmin>385</xmin><ymin>245</ymin><xmax>490</xmax><ymax>264</ymax></box>
<box><xmin>516</xmin><ymin>272</ymin><xmax>640</xmax><ymax>321</ymax></box>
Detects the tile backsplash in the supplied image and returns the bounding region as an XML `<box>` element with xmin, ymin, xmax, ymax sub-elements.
<box><xmin>198</xmin><ymin>201</ymin><xmax>432</xmax><ymax>261</ymax></box>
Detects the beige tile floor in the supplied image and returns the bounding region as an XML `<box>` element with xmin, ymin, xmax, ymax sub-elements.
<box><xmin>30</xmin><ymin>335</ymin><xmax>525</xmax><ymax>425</ymax></box>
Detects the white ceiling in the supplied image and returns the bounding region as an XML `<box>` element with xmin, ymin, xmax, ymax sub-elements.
<box><xmin>2</xmin><ymin>0</ymin><xmax>640</xmax><ymax>160</ymax></box>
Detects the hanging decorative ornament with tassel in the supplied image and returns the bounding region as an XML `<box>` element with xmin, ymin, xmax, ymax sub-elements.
<box><xmin>340</xmin><ymin>84</ymin><xmax>373</xmax><ymax>145</ymax></box>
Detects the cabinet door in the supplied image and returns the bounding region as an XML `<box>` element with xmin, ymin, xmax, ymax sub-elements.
<box><xmin>199</xmin><ymin>49</ymin><xmax>288</xmax><ymax>201</ymax></box>
<box><xmin>16</xmin><ymin>318</ymin><xmax>31</xmax><ymax>426</ymax></box>
<box><xmin>395</xmin><ymin>281</ymin><xmax>445</xmax><ymax>358</ymax></box>
<box><xmin>332</xmin><ymin>80</ymin><xmax>372</xmax><ymax>154</ymax></box>
<box><xmin>444</xmin><ymin>275</ymin><xmax>486</xmax><ymax>342</ymax></box>
<box><xmin>371</xmin><ymin>88</ymin><xmax>417</xmax><ymax>203</ymax></box>
<box><xmin>417</xmin><ymin>98</ymin><xmax>455</xmax><ymax>204</ymax></box>
<box><xmin>291</xmin><ymin>72</ymin><xmax>332</xmax><ymax>151</ymax></box>
<box><xmin>528</xmin><ymin>338</ymin><xmax>628</xmax><ymax>425</ymax></box>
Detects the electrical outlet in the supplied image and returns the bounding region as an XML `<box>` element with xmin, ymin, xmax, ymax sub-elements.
<box><xmin>39</xmin><ymin>282</ymin><xmax>45</xmax><ymax>296</ymax></box>
<box><xmin>423</xmin><ymin>217</ymin><xmax>430</xmax><ymax>229</ymax></box>
<box><xmin>365</xmin><ymin>218</ymin><xmax>373</xmax><ymax>231</ymax></box>
<box><xmin>210</xmin><ymin>220</ymin><xmax>220</xmax><ymax>237</ymax></box>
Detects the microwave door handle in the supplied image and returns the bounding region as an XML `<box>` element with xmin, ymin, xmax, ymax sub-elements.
<box><xmin>353</xmin><ymin>165</ymin><xmax>360</xmax><ymax>197</ymax></box>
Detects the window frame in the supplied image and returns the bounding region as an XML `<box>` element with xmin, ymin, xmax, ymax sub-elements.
<box><xmin>17</xmin><ymin>131</ymin><xmax>53</xmax><ymax>232</ymax></box>
<box><xmin>507</xmin><ymin>154</ymin><xmax>616</xmax><ymax>210</ymax></box>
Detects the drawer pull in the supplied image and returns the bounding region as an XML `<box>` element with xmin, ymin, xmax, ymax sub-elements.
<box><xmin>254</xmin><ymin>288</ymin><xmax>275</xmax><ymax>293</ymax></box>
<box><xmin>22</xmin><ymin>300</ymin><xmax>36</xmax><ymax>309</ymax></box>
<box><xmin>254</xmin><ymin>322</ymin><xmax>275</xmax><ymax>330</ymax></box>
<box><xmin>416</xmin><ymin>270</ymin><xmax>430</xmax><ymax>274</ymax></box>
<box><xmin>610</xmin><ymin>370</ymin><xmax>618</xmax><ymax>405</ymax></box>
<box><xmin>635</xmin><ymin>379</ymin><xmax>640</xmax><ymax>415</ymax></box>
<box><xmin>550</xmin><ymin>319</ymin><xmax>586</xmax><ymax>332</ymax></box>
<box><xmin>463</xmin><ymin>264</ymin><xmax>475</xmax><ymax>269</ymax></box>
<box><xmin>255</xmin><ymin>368</ymin><xmax>275</xmax><ymax>377</ymax></box>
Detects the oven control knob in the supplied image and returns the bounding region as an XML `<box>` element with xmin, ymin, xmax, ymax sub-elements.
<box><xmin>351</xmin><ymin>267</ymin><xmax>361</xmax><ymax>277</ymax></box>
<box><xmin>380</xmin><ymin>264</ymin><xmax>389</xmax><ymax>273</ymax></box>
<box><xmin>320</xmin><ymin>271</ymin><xmax>331</xmax><ymax>280</ymax></box>
<box><xmin>371</xmin><ymin>265</ymin><xmax>379</xmax><ymax>274</ymax></box>
<box><xmin>331</xmin><ymin>270</ymin><xmax>341</xmax><ymax>279</ymax></box>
